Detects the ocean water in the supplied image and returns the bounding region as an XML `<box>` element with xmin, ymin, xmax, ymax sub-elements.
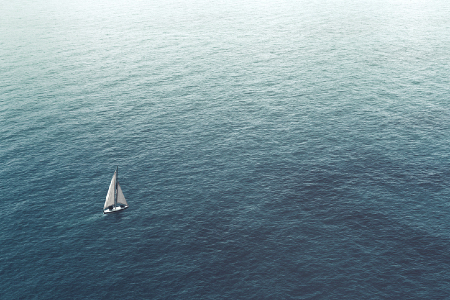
<box><xmin>2</xmin><ymin>0</ymin><xmax>450</xmax><ymax>298</ymax></box>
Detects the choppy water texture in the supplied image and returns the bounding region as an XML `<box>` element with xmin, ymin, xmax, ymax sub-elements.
<box><xmin>2</xmin><ymin>0</ymin><xmax>450</xmax><ymax>298</ymax></box>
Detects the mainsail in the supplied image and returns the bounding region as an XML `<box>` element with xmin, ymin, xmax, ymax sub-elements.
<box><xmin>117</xmin><ymin>183</ymin><xmax>128</xmax><ymax>206</ymax></box>
<box><xmin>104</xmin><ymin>171</ymin><xmax>116</xmax><ymax>209</ymax></box>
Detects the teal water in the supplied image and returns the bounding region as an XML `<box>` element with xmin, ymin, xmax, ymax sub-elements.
<box><xmin>2</xmin><ymin>0</ymin><xmax>450</xmax><ymax>298</ymax></box>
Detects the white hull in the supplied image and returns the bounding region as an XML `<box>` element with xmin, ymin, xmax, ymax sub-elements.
<box><xmin>103</xmin><ymin>205</ymin><xmax>128</xmax><ymax>214</ymax></box>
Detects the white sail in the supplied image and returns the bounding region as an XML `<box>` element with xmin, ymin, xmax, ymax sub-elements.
<box><xmin>117</xmin><ymin>183</ymin><xmax>128</xmax><ymax>206</ymax></box>
<box><xmin>104</xmin><ymin>171</ymin><xmax>116</xmax><ymax>209</ymax></box>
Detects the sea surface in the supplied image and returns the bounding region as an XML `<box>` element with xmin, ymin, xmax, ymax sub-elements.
<box><xmin>2</xmin><ymin>0</ymin><xmax>450</xmax><ymax>298</ymax></box>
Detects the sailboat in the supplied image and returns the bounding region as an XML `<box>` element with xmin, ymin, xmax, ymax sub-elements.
<box><xmin>103</xmin><ymin>167</ymin><xmax>129</xmax><ymax>214</ymax></box>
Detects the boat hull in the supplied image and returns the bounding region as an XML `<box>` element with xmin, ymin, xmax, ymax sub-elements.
<box><xmin>103</xmin><ymin>205</ymin><xmax>128</xmax><ymax>214</ymax></box>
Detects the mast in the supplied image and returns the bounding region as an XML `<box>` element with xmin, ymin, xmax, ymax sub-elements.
<box><xmin>114</xmin><ymin>166</ymin><xmax>118</xmax><ymax>208</ymax></box>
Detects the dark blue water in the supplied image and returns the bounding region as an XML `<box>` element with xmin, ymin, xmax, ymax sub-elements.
<box><xmin>2</xmin><ymin>0</ymin><xmax>450</xmax><ymax>298</ymax></box>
